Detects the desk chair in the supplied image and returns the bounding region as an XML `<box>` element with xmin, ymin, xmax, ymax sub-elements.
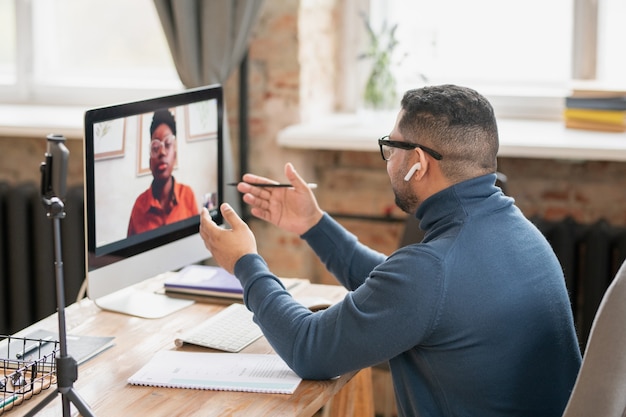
<box><xmin>561</xmin><ymin>259</ymin><xmax>626</xmax><ymax>417</ymax></box>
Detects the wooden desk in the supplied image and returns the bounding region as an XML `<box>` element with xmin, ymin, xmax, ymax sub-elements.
<box><xmin>11</xmin><ymin>280</ymin><xmax>373</xmax><ymax>417</ymax></box>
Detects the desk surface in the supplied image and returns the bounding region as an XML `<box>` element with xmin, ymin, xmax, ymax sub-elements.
<box><xmin>12</xmin><ymin>280</ymin><xmax>366</xmax><ymax>417</ymax></box>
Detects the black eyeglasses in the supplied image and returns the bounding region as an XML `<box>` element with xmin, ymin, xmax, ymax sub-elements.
<box><xmin>377</xmin><ymin>136</ymin><xmax>443</xmax><ymax>161</ymax></box>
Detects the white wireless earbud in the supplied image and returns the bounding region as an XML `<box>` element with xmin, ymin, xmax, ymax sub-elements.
<box><xmin>403</xmin><ymin>163</ymin><xmax>422</xmax><ymax>181</ymax></box>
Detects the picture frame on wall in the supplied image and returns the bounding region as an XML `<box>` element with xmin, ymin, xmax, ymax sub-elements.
<box><xmin>185</xmin><ymin>100</ymin><xmax>218</xmax><ymax>142</ymax></box>
<box><xmin>94</xmin><ymin>118</ymin><xmax>126</xmax><ymax>160</ymax></box>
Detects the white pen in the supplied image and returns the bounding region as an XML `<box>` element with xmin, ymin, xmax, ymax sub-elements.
<box><xmin>15</xmin><ymin>336</ymin><xmax>53</xmax><ymax>359</ymax></box>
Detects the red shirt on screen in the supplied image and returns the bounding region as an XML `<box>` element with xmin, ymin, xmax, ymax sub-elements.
<box><xmin>127</xmin><ymin>178</ymin><xmax>199</xmax><ymax>236</ymax></box>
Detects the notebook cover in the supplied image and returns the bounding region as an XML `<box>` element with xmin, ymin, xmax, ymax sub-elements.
<box><xmin>0</xmin><ymin>329</ymin><xmax>114</xmax><ymax>366</ymax></box>
<box><xmin>164</xmin><ymin>265</ymin><xmax>243</xmax><ymax>296</ymax></box>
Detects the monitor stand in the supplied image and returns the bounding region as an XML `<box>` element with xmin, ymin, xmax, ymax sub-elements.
<box><xmin>94</xmin><ymin>287</ymin><xmax>194</xmax><ymax>319</ymax></box>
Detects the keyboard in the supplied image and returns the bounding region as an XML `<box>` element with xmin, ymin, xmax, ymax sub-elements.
<box><xmin>174</xmin><ymin>303</ymin><xmax>263</xmax><ymax>353</ymax></box>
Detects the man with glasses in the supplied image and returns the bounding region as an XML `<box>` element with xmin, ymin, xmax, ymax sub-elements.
<box><xmin>199</xmin><ymin>85</ymin><xmax>581</xmax><ymax>416</ymax></box>
<box><xmin>127</xmin><ymin>108</ymin><xmax>199</xmax><ymax>236</ymax></box>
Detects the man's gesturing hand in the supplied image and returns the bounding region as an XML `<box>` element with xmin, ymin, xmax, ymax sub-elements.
<box><xmin>199</xmin><ymin>204</ymin><xmax>257</xmax><ymax>275</ymax></box>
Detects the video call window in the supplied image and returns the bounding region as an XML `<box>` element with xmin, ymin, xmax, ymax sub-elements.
<box><xmin>89</xmin><ymin>98</ymin><xmax>220</xmax><ymax>258</ymax></box>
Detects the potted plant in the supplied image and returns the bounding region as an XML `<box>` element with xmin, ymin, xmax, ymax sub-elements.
<box><xmin>359</xmin><ymin>14</ymin><xmax>401</xmax><ymax>110</ymax></box>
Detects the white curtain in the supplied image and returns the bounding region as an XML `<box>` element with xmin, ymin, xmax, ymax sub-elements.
<box><xmin>153</xmin><ymin>0</ymin><xmax>264</xmax><ymax>212</ymax></box>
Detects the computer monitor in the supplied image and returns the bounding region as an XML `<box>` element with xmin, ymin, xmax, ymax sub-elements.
<box><xmin>83</xmin><ymin>84</ymin><xmax>223</xmax><ymax>318</ymax></box>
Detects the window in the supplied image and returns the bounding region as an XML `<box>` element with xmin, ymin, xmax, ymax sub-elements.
<box><xmin>379</xmin><ymin>1</ymin><xmax>571</xmax><ymax>90</ymax></box>
<box><xmin>343</xmin><ymin>0</ymin><xmax>626</xmax><ymax>120</ymax></box>
<box><xmin>597</xmin><ymin>0</ymin><xmax>626</xmax><ymax>83</ymax></box>
<box><xmin>0</xmin><ymin>0</ymin><xmax>16</xmax><ymax>85</ymax></box>
<box><xmin>0</xmin><ymin>0</ymin><xmax>182</xmax><ymax>107</ymax></box>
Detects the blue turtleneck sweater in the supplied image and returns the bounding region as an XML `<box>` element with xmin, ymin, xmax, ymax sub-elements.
<box><xmin>234</xmin><ymin>173</ymin><xmax>581</xmax><ymax>417</ymax></box>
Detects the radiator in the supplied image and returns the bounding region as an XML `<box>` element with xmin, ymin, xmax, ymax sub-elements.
<box><xmin>0</xmin><ymin>182</ymin><xmax>85</xmax><ymax>335</ymax></box>
<box><xmin>531</xmin><ymin>216</ymin><xmax>626</xmax><ymax>348</ymax></box>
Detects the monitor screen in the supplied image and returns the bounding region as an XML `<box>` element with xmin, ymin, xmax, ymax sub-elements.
<box><xmin>84</xmin><ymin>85</ymin><xmax>223</xmax><ymax>318</ymax></box>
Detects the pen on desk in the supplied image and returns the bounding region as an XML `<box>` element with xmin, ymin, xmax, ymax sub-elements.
<box><xmin>0</xmin><ymin>394</ymin><xmax>18</xmax><ymax>409</ymax></box>
<box><xmin>228</xmin><ymin>182</ymin><xmax>318</xmax><ymax>189</ymax></box>
<box><xmin>15</xmin><ymin>336</ymin><xmax>53</xmax><ymax>359</ymax></box>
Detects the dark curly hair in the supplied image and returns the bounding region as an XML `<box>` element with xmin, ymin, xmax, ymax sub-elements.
<box><xmin>399</xmin><ymin>84</ymin><xmax>499</xmax><ymax>181</ymax></box>
<box><xmin>150</xmin><ymin>109</ymin><xmax>177</xmax><ymax>137</ymax></box>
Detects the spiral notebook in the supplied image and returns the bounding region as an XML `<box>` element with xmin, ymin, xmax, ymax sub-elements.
<box><xmin>127</xmin><ymin>350</ymin><xmax>302</xmax><ymax>394</ymax></box>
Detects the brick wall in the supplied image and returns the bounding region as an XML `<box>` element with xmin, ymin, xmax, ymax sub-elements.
<box><xmin>0</xmin><ymin>136</ymin><xmax>84</xmax><ymax>187</ymax></box>
<box><xmin>498</xmin><ymin>157</ymin><xmax>626</xmax><ymax>226</ymax></box>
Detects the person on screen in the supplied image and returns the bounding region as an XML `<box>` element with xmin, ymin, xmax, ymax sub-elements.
<box><xmin>198</xmin><ymin>85</ymin><xmax>582</xmax><ymax>417</ymax></box>
<box><xmin>127</xmin><ymin>109</ymin><xmax>199</xmax><ymax>236</ymax></box>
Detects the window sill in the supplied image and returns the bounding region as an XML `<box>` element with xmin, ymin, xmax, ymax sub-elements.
<box><xmin>4</xmin><ymin>106</ymin><xmax>626</xmax><ymax>162</ymax></box>
<box><xmin>277</xmin><ymin>112</ymin><xmax>626</xmax><ymax>162</ymax></box>
<box><xmin>0</xmin><ymin>104</ymin><xmax>86</xmax><ymax>140</ymax></box>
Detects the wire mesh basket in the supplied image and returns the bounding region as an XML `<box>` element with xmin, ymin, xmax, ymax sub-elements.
<box><xmin>0</xmin><ymin>335</ymin><xmax>58</xmax><ymax>414</ymax></box>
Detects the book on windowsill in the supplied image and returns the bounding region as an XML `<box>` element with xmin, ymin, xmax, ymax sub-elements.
<box><xmin>127</xmin><ymin>350</ymin><xmax>302</xmax><ymax>394</ymax></box>
<box><xmin>563</xmin><ymin>108</ymin><xmax>626</xmax><ymax>126</ymax></box>
<box><xmin>569</xmin><ymin>85</ymin><xmax>626</xmax><ymax>98</ymax></box>
<box><xmin>565</xmin><ymin>95</ymin><xmax>626</xmax><ymax>111</ymax></box>
<box><xmin>564</xmin><ymin>118</ymin><xmax>626</xmax><ymax>133</ymax></box>
<box><xmin>163</xmin><ymin>265</ymin><xmax>308</xmax><ymax>302</ymax></box>
<box><xmin>566</xmin><ymin>85</ymin><xmax>626</xmax><ymax>113</ymax></box>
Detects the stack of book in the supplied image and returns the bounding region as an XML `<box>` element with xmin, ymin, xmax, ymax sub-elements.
<box><xmin>163</xmin><ymin>265</ymin><xmax>308</xmax><ymax>304</ymax></box>
<box><xmin>564</xmin><ymin>89</ymin><xmax>626</xmax><ymax>132</ymax></box>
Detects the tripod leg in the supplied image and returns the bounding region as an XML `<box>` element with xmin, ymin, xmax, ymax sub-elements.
<box><xmin>55</xmin><ymin>356</ymin><xmax>96</xmax><ymax>416</ymax></box>
<box><xmin>62</xmin><ymin>394</ymin><xmax>71</xmax><ymax>416</ymax></box>
<box><xmin>63</xmin><ymin>388</ymin><xmax>96</xmax><ymax>417</ymax></box>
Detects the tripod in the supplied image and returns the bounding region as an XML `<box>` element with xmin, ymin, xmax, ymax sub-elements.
<box><xmin>25</xmin><ymin>134</ymin><xmax>95</xmax><ymax>417</ymax></box>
